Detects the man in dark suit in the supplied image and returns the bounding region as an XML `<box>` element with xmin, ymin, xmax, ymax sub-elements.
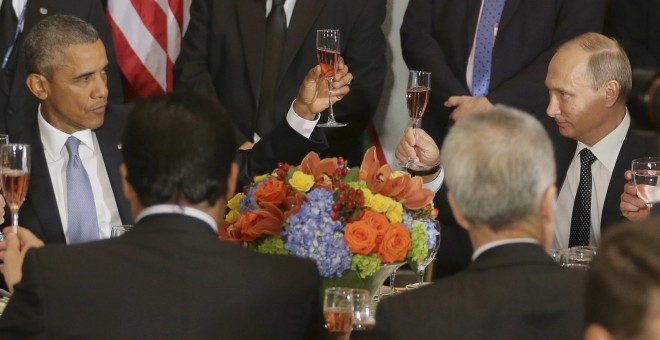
<box><xmin>173</xmin><ymin>0</ymin><xmax>386</xmax><ymax>166</ymax></box>
<box><xmin>0</xmin><ymin>91</ymin><xmax>328</xmax><ymax>339</ymax></box>
<box><xmin>407</xmin><ymin>32</ymin><xmax>659</xmax><ymax>278</ymax></box>
<box><xmin>0</xmin><ymin>0</ymin><xmax>123</xmax><ymax>137</ymax></box>
<box><xmin>400</xmin><ymin>0</ymin><xmax>605</xmax><ymax>145</ymax></box>
<box><xmin>375</xmin><ymin>105</ymin><xmax>585</xmax><ymax>339</ymax></box>
<box><xmin>606</xmin><ymin>0</ymin><xmax>660</xmax><ymax>70</ymax></box>
<box><xmin>5</xmin><ymin>14</ymin><xmax>352</xmax><ymax>245</ymax></box>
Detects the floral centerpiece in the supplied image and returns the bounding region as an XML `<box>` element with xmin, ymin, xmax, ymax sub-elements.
<box><xmin>219</xmin><ymin>147</ymin><xmax>438</xmax><ymax>294</ymax></box>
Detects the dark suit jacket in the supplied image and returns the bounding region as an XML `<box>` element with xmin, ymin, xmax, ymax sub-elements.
<box><xmin>173</xmin><ymin>0</ymin><xmax>386</xmax><ymax>166</ymax></box>
<box><xmin>0</xmin><ymin>213</ymin><xmax>327</xmax><ymax>339</ymax></box>
<box><xmin>0</xmin><ymin>0</ymin><xmax>124</xmax><ymax>137</ymax></box>
<box><xmin>6</xmin><ymin>105</ymin><xmax>132</xmax><ymax>244</ymax></box>
<box><xmin>606</xmin><ymin>0</ymin><xmax>660</xmax><ymax>69</ymax></box>
<box><xmin>552</xmin><ymin>119</ymin><xmax>660</xmax><ymax>231</ymax></box>
<box><xmin>370</xmin><ymin>243</ymin><xmax>586</xmax><ymax>340</ymax></box>
<box><xmin>400</xmin><ymin>0</ymin><xmax>605</xmax><ymax>144</ymax></box>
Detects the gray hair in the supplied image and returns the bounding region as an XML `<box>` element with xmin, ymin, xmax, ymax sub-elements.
<box><xmin>23</xmin><ymin>14</ymin><xmax>100</xmax><ymax>79</ymax></box>
<box><xmin>441</xmin><ymin>105</ymin><xmax>556</xmax><ymax>231</ymax></box>
<box><xmin>562</xmin><ymin>32</ymin><xmax>632</xmax><ymax>103</ymax></box>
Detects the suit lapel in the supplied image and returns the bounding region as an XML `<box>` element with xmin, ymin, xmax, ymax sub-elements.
<box><xmin>498</xmin><ymin>0</ymin><xmax>520</xmax><ymax>30</ymax></box>
<box><xmin>94</xmin><ymin>111</ymin><xmax>131</xmax><ymax>224</ymax></box>
<box><xmin>466</xmin><ymin>0</ymin><xmax>482</xmax><ymax>56</ymax></box>
<box><xmin>279</xmin><ymin>0</ymin><xmax>328</xmax><ymax>85</ymax></box>
<box><xmin>24</xmin><ymin>122</ymin><xmax>66</xmax><ymax>242</ymax></box>
<box><xmin>23</xmin><ymin>0</ymin><xmax>50</xmax><ymax>33</ymax></box>
<box><xmin>237</xmin><ymin>0</ymin><xmax>266</xmax><ymax>108</ymax></box>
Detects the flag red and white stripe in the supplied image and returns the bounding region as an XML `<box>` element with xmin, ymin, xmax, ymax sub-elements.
<box><xmin>107</xmin><ymin>0</ymin><xmax>191</xmax><ymax>99</ymax></box>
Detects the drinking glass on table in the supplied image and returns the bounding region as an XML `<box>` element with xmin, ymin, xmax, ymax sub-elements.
<box><xmin>564</xmin><ymin>246</ymin><xmax>597</xmax><ymax>270</ymax></box>
<box><xmin>351</xmin><ymin>289</ymin><xmax>375</xmax><ymax>332</ymax></box>
<box><xmin>632</xmin><ymin>157</ymin><xmax>660</xmax><ymax>207</ymax></box>
<box><xmin>316</xmin><ymin>29</ymin><xmax>346</xmax><ymax>128</ymax></box>
<box><xmin>1</xmin><ymin>144</ymin><xmax>30</xmax><ymax>233</ymax></box>
<box><xmin>403</xmin><ymin>70</ymin><xmax>433</xmax><ymax>171</ymax></box>
<box><xmin>111</xmin><ymin>225</ymin><xmax>134</xmax><ymax>238</ymax></box>
<box><xmin>414</xmin><ymin>220</ymin><xmax>441</xmax><ymax>288</ymax></box>
<box><xmin>324</xmin><ymin>287</ymin><xmax>353</xmax><ymax>340</ymax></box>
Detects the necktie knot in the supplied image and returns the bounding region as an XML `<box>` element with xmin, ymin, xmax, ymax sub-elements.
<box><xmin>580</xmin><ymin>148</ymin><xmax>597</xmax><ymax>168</ymax></box>
<box><xmin>272</xmin><ymin>0</ymin><xmax>285</xmax><ymax>8</ymax></box>
<box><xmin>65</xmin><ymin>136</ymin><xmax>82</xmax><ymax>158</ymax></box>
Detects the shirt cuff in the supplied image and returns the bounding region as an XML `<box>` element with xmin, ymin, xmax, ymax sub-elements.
<box><xmin>287</xmin><ymin>100</ymin><xmax>320</xmax><ymax>139</ymax></box>
<box><xmin>423</xmin><ymin>169</ymin><xmax>444</xmax><ymax>193</ymax></box>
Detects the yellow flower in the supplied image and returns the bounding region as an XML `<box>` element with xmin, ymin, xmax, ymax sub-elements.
<box><xmin>390</xmin><ymin>171</ymin><xmax>405</xmax><ymax>179</ymax></box>
<box><xmin>386</xmin><ymin>202</ymin><xmax>403</xmax><ymax>224</ymax></box>
<box><xmin>225</xmin><ymin>209</ymin><xmax>241</xmax><ymax>224</ymax></box>
<box><xmin>362</xmin><ymin>188</ymin><xmax>373</xmax><ymax>206</ymax></box>
<box><xmin>227</xmin><ymin>193</ymin><xmax>244</xmax><ymax>211</ymax></box>
<box><xmin>370</xmin><ymin>194</ymin><xmax>395</xmax><ymax>213</ymax></box>
<box><xmin>254</xmin><ymin>174</ymin><xmax>271</xmax><ymax>183</ymax></box>
<box><xmin>289</xmin><ymin>171</ymin><xmax>315</xmax><ymax>192</ymax></box>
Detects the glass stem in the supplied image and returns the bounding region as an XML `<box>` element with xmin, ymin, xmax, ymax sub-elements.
<box><xmin>326</xmin><ymin>78</ymin><xmax>335</xmax><ymax>121</ymax></box>
<box><xmin>418</xmin><ymin>268</ymin><xmax>425</xmax><ymax>287</ymax></box>
<box><xmin>11</xmin><ymin>207</ymin><xmax>18</xmax><ymax>227</ymax></box>
<box><xmin>389</xmin><ymin>269</ymin><xmax>397</xmax><ymax>294</ymax></box>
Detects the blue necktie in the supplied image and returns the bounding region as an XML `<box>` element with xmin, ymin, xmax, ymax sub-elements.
<box><xmin>65</xmin><ymin>137</ymin><xmax>99</xmax><ymax>244</ymax></box>
<box><xmin>472</xmin><ymin>0</ymin><xmax>506</xmax><ymax>97</ymax></box>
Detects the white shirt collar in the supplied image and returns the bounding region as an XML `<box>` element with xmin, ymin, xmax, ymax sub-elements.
<box><xmin>136</xmin><ymin>204</ymin><xmax>218</xmax><ymax>233</ymax></box>
<box><xmin>574</xmin><ymin>111</ymin><xmax>630</xmax><ymax>173</ymax></box>
<box><xmin>37</xmin><ymin>105</ymin><xmax>95</xmax><ymax>161</ymax></box>
<box><xmin>472</xmin><ymin>238</ymin><xmax>539</xmax><ymax>261</ymax></box>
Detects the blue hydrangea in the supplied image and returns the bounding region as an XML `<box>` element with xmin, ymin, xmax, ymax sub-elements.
<box><xmin>423</xmin><ymin>218</ymin><xmax>440</xmax><ymax>251</ymax></box>
<box><xmin>240</xmin><ymin>183</ymin><xmax>260</xmax><ymax>212</ymax></box>
<box><xmin>402</xmin><ymin>211</ymin><xmax>414</xmax><ymax>231</ymax></box>
<box><xmin>283</xmin><ymin>188</ymin><xmax>351</xmax><ymax>277</ymax></box>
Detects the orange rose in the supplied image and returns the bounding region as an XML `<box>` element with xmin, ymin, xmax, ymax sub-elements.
<box><xmin>361</xmin><ymin>210</ymin><xmax>391</xmax><ymax>251</ymax></box>
<box><xmin>344</xmin><ymin>221</ymin><xmax>378</xmax><ymax>255</ymax></box>
<box><xmin>253</xmin><ymin>179</ymin><xmax>287</xmax><ymax>206</ymax></box>
<box><xmin>219</xmin><ymin>202</ymin><xmax>286</xmax><ymax>242</ymax></box>
<box><xmin>377</xmin><ymin>223</ymin><xmax>412</xmax><ymax>263</ymax></box>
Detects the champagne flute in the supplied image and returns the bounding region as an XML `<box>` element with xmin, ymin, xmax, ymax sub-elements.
<box><xmin>316</xmin><ymin>29</ymin><xmax>346</xmax><ymax>128</ymax></box>
<box><xmin>324</xmin><ymin>287</ymin><xmax>353</xmax><ymax>340</ymax></box>
<box><xmin>632</xmin><ymin>157</ymin><xmax>660</xmax><ymax>207</ymax></box>
<box><xmin>415</xmin><ymin>220</ymin><xmax>441</xmax><ymax>288</ymax></box>
<box><xmin>404</xmin><ymin>70</ymin><xmax>432</xmax><ymax>171</ymax></box>
<box><xmin>1</xmin><ymin>144</ymin><xmax>30</xmax><ymax>233</ymax></box>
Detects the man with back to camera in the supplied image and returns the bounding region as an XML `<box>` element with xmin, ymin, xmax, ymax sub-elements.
<box><xmin>0</xmin><ymin>91</ymin><xmax>329</xmax><ymax>339</ymax></box>
<box><xmin>371</xmin><ymin>105</ymin><xmax>586</xmax><ymax>339</ymax></box>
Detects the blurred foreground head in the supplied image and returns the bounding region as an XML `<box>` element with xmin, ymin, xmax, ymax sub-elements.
<box><xmin>122</xmin><ymin>92</ymin><xmax>237</xmax><ymax>208</ymax></box>
<box><xmin>586</xmin><ymin>219</ymin><xmax>660</xmax><ymax>340</ymax></box>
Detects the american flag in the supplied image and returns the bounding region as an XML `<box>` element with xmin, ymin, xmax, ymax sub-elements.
<box><xmin>106</xmin><ymin>0</ymin><xmax>191</xmax><ymax>99</ymax></box>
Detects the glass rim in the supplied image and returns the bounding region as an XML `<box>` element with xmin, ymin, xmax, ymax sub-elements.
<box><xmin>317</xmin><ymin>28</ymin><xmax>340</xmax><ymax>33</ymax></box>
<box><xmin>632</xmin><ymin>156</ymin><xmax>660</xmax><ymax>163</ymax></box>
<box><xmin>408</xmin><ymin>70</ymin><xmax>431</xmax><ymax>76</ymax></box>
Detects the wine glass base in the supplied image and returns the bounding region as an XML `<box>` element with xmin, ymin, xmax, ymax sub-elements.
<box><xmin>318</xmin><ymin>121</ymin><xmax>347</xmax><ymax>128</ymax></box>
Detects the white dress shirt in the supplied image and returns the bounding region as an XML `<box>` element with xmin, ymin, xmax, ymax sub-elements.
<box><xmin>136</xmin><ymin>204</ymin><xmax>217</xmax><ymax>232</ymax></box>
<box><xmin>553</xmin><ymin>113</ymin><xmax>630</xmax><ymax>249</ymax></box>
<box><xmin>0</xmin><ymin>0</ymin><xmax>27</xmax><ymax>24</ymax></box>
<box><xmin>38</xmin><ymin>109</ymin><xmax>122</xmax><ymax>242</ymax></box>
<box><xmin>472</xmin><ymin>238</ymin><xmax>539</xmax><ymax>260</ymax></box>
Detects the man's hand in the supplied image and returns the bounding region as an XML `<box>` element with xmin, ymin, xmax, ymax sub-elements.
<box><xmin>620</xmin><ymin>170</ymin><xmax>651</xmax><ymax>222</ymax></box>
<box><xmin>396</xmin><ymin>127</ymin><xmax>440</xmax><ymax>167</ymax></box>
<box><xmin>445</xmin><ymin>96</ymin><xmax>493</xmax><ymax>121</ymax></box>
<box><xmin>293</xmin><ymin>57</ymin><xmax>353</xmax><ymax>120</ymax></box>
<box><xmin>1</xmin><ymin>227</ymin><xmax>45</xmax><ymax>293</ymax></box>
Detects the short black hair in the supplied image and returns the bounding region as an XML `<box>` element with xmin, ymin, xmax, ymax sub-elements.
<box><xmin>23</xmin><ymin>14</ymin><xmax>100</xmax><ymax>78</ymax></box>
<box><xmin>586</xmin><ymin>219</ymin><xmax>660</xmax><ymax>338</ymax></box>
<box><xmin>122</xmin><ymin>92</ymin><xmax>237</xmax><ymax>207</ymax></box>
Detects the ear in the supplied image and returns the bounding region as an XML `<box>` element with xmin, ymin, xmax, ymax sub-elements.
<box><xmin>25</xmin><ymin>73</ymin><xmax>49</xmax><ymax>100</ymax></box>
<box><xmin>584</xmin><ymin>323</ymin><xmax>613</xmax><ymax>340</ymax></box>
<box><xmin>539</xmin><ymin>184</ymin><xmax>557</xmax><ymax>250</ymax></box>
<box><xmin>603</xmin><ymin>80</ymin><xmax>621</xmax><ymax>108</ymax></box>
<box><xmin>226</xmin><ymin>163</ymin><xmax>238</xmax><ymax>201</ymax></box>
<box><xmin>120</xmin><ymin>164</ymin><xmax>136</xmax><ymax>202</ymax></box>
<box><xmin>447</xmin><ymin>191</ymin><xmax>470</xmax><ymax>231</ymax></box>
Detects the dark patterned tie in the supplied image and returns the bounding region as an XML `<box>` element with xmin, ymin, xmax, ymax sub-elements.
<box><xmin>256</xmin><ymin>0</ymin><xmax>287</xmax><ymax>136</ymax></box>
<box><xmin>472</xmin><ymin>0</ymin><xmax>506</xmax><ymax>96</ymax></box>
<box><xmin>569</xmin><ymin>148</ymin><xmax>597</xmax><ymax>247</ymax></box>
<box><xmin>0</xmin><ymin>0</ymin><xmax>18</xmax><ymax>65</ymax></box>
<box><xmin>65</xmin><ymin>137</ymin><xmax>99</xmax><ymax>244</ymax></box>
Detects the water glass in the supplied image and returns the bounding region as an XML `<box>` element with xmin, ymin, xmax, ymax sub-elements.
<box><xmin>547</xmin><ymin>248</ymin><xmax>564</xmax><ymax>264</ymax></box>
<box><xmin>564</xmin><ymin>246</ymin><xmax>597</xmax><ymax>270</ymax></box>
<box><xmin>110</xmin><ymin>225</ymin><xmax>133</xmax><ymax>238</ymax></box>
<box><xmin>351</xmin><ymin>289</ymin><xmax>375</xmax><ymax>332</ymax></box>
